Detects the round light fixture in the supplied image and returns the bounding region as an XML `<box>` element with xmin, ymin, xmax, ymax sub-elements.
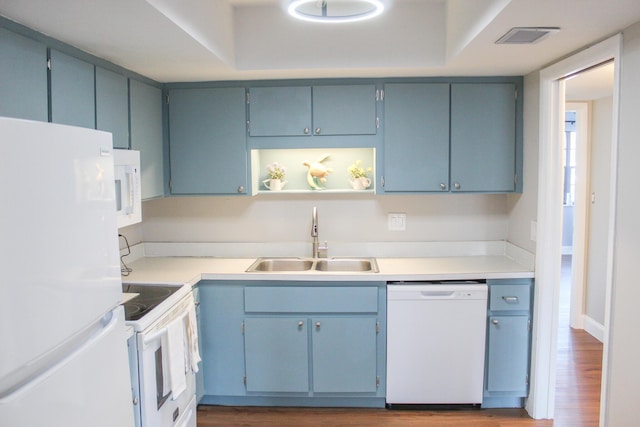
<box><xmin>287</xmin><ymin>0</ymin><xmax>385</xmax><ymax>24</ymax></box>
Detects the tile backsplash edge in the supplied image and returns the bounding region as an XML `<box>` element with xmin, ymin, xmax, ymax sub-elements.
<box><xmin>137</xmin><ymin>240</ymin><xmax>533</xmax><ymax>262</ymax></box>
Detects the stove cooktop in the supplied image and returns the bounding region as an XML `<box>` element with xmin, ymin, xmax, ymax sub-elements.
<box><xmin>121</xmin><ymin>283</ymin><xmax>182</xmax><ymax>321</ymax></box>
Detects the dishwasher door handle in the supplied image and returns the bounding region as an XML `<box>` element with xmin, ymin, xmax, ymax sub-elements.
<box><xmin>420</xmin><ymin>291</ymin><xmax>456</xmax><ymax>298</ymax></box>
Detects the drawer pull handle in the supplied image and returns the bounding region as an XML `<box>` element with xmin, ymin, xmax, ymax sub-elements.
<box><xmin>492</xmin><ymin>319</ymin><xmax>499</xmax><ymax>325</ymax></box>
<box><xmin>298</xmin><ymin>321</ymin><xmax>304</xmax><ymax>328</ymax></box>
<box><xmin>502</xmin><ymin>296</ymin><xmax>519</xmax><ymax>303</ymax></box>
<box><xmin>315</xmin><ymin>322</ymin><xmax>321</xmax><ymax>329</ymax></box>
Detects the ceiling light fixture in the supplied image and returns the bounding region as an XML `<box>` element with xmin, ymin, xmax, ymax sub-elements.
<box><xmin>287</xmin><ymin>0</ymin><xmax>385</xmax><ymax>24</ymax></box>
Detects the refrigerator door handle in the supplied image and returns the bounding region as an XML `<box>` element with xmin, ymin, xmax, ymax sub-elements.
<box><xmin>0</xmin><ymin>309</ymin><xmax>119</xmax><ymax>401</ymax></box>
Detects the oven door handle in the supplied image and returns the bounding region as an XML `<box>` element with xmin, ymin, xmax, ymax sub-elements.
<box><xmin>139</xmin><ymin>309</ymin><xmax>190</xmax><ymax>349</ymax></box>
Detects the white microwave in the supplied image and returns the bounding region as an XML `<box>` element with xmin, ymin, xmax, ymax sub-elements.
<box><xmin>113</xmin><ymin>149</ymin><xmax>142</xmax><ymax>228</ymax></box>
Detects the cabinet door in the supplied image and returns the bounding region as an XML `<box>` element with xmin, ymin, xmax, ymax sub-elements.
<box><xmin>487</xmin><ymin>315</ymin><xmax>529</xmax><ymax>393</ymax></box>
<box><xmin>50</xmin><ymin>50</ymin><xmax>95</xmax><ymax>129</ymax></box>
<box><xmin>244</xmin><ymin>317</ymin><xmax>309</xmax><ymax>393</ymax></box>
<box><xmin>249</xmin><ymin>86</ymin><xmax>311</xmax><ymax>136</ymax></box>
<box><xmin>382</xmin><ymin>83</ymin><xmax>450</xmax><ymax>192</ymax></box>
<box><xmin>0</xmin><ymin>28</ymin><xmax>48</xmax><ymax>121</ymax></box>
<box><xmin>130</xmin><ymin>80</ymin><xmax>163</xmax><ymax>199</ymax></box>
<box><xmin>199</xmin><ymin>284</ymin><xmax>247</xmax><ymax>396</ymax></box>
<box><xmin>312</xmin><ymin>85</ymin><xmax>377</xmax><ymax>135</ymax></box>
<box><xmin>96</xmin><ymin>68</ymin><xmax>129</xmax><ymax>148</ymax></box>
<box><xmin>451</xmin><ymin>83</ymin><xmax>516</xmax><ymax>192</ymax></box>
<box><xmin>312</xmin><ymin>317</ymin><xmax>378</xmax><ymax>393</ymax></box>
<box><xmin>192</xmin><ymin>287</ymin><xmax>204</xmax><ymax>402</ymax></box>
<box><xmin>96</xmin><ymin>67</ymin><xmax>129</xmax><ymax>149</ymax></box>
<box><xmin>168</xmin><ymin>87</ymin><xmax>248</xmax><ymax>194</ymax></box>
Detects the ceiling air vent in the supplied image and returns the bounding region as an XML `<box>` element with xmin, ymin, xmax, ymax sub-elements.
<box><xmin>496</xmin><ymin>27</ymin><xmax>560</xmax><ymax>44</ymax></box>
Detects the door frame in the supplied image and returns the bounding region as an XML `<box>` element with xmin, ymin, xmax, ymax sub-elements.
<box><xmin>565</xmin><ymin>101</ymin><xmax>590</xmax><ymax>331</ymax></box>
<box><xmin>527</xmin><ymin>34</ymin><xmax>621</xmax><ymax>421</ymax></box>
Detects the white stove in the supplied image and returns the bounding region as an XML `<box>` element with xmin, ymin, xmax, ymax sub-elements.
<box><xmin>123</xmin><ymin>283</ymin><xmax>199</xmax><ymax>427</ymax></box>
<box><xmin>122</xmin><ymin>283</ymin><xmax>192</xmax><ymax>331</ymax></box>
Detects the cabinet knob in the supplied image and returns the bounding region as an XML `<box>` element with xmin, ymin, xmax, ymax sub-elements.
<box><xmin>454</xmin><ymin>182</ymin><xmax>461</xmax><ymax>190</ymax></box>
<box><xmin>133</xmin><ymin>397</ymin><xmax>139</xmax><ymax>405</ymax></box>
<box><xmin>237</xmin><ymin>185</ymin><xmax>244</xmax><ymax>193</ymax></box>
<box><xmin>440</xmin><ymin>182</ymin><xmax>446</xmax><ymax>190</ymax></box>
<box><xmin>315</xmin><ymin>322</ymin><xmax>321</xmax><ymax>329</ymax></box>
<box><xmin>315</xmin><ymin>127</ymin><xmax>321</xmax><ymax>134</ymax></box>
<box><xmin>492</xmin><ymin>319</ymin><xmax>499</xmax><ymax>325</ymax></box>
<box><xmin>303</xmin><ymin>127</ymin><xmax>310</xmax><ymax>134</ymax></box>
<box><xmin>298</xmin><ymin>321</ymin><xmax>304</xmax><ymax>328</ymax></box>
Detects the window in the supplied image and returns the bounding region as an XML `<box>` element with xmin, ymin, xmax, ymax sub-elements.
<box><xmin>564</xmin><ymin>111</ymin><xmax>577</xmax><ymax>205</ymax></box>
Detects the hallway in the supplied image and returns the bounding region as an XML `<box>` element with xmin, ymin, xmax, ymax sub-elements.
<box><xmin>553</xmin><ymin>255</ymin><xmax>603</xmax><ymax>426</ymax></box>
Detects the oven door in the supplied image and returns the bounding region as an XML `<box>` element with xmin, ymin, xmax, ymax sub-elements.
<box><xmin>137</xmin><ymin>296</ymin><xmax>196</xmax><ymax>427</ymax></box>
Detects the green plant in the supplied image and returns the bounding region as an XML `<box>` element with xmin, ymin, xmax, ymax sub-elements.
<box><xmin>266</xmin><ymin>162</ymin><xmax>286</xmax><ymax>180</ymax></box>
<box><xmin>347</xmin><ymin>160</ymin><xmax>372</xmax><ymax>179</ymax></box>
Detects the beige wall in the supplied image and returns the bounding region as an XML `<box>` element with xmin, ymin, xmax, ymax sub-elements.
<box><xmin>604</xmin><ymin>20</ymin><xmax>640</xmax><ymax>427</ymax></box>
<box><xmin>507</xmin><ymin>71</ymin><xmax>540</xmax><ymax>254</ymax></box>
<box><xmin>586</xmin><ymin>96</ymin><xmax>613</xmax><ymax>326</ymax></box>
<box><xmin>138</xmin><ymin>193</ymin><xmax>509</xmax><ymax>250</ymax></box>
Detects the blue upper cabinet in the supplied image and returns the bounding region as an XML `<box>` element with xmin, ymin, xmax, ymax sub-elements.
<box><xmin>450</xmin><ymin>83</ymin><xmax>517</xmax><ymax>192</ymax></box>
<box><xmin>249</xmin><ymin>86</ymin><xmax>311</xmax><ymax>136</ymax></box>
<box><xmin>382</xmin><ymin>83</ymin><xmax>450</xmax><ymax>192</ymax></box>
<box><xmin>248</xmin><ymin>84</ymin><xmax>377</xmax><ymax>138</ymax></box>
<box><xmin>168</xmin><ymin>87</ymin><xmax>248</xmax><ymax>195</ymax></box>
<box><xmin>312</xmin><ymin>85</ymin><xmax>377</xmax><ymax>136</ymax></box>
<box><xmin>130</xmin><ymin>80</ymin><xmax>163</xmax><ymax>199</ymax></box>
<box><xmin>0</xmin><ymin>28</ymin><xmax>48</xmax><ymax>122</ymax></box>
<box><xmin>50</xmin><ymin>49</ymin><xmax>95</xmax><ymax>129</ymax></box>
<box><xmin>96</xmin><ymin>67</ymin><xmax>129</xmax><ymax>149</ymax></box>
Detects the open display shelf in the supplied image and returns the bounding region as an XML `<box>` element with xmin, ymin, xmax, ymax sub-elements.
<box><xmin>251</xmin><ymin>147</ymin><xmax>376</xmax><ymax>195</ymax></box>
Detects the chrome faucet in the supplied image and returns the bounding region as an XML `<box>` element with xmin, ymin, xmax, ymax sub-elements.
<box><xmin>311</xmin><ymin>206</ymin><xmax>328</xmax><ymax>258</ymax></box>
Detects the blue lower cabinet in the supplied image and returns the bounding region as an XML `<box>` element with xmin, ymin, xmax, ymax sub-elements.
<box><xmin>199</xmin><ymin>284</ymin><xmax>247</xmax><ymax>398</ymax></box>
<box><xmin>244</xmin><ymin>317</ymin><xmax>310</xmax><ymax>393</ymax></box>
<box><xmin>312</xmin><ymin>317</ymin><xmax>378</xmax><ymax>393</ymax></box>
<box><xmin>486</xmin><ymin>315</ymin><xmax>530</xmax><ymax>393</ymax></box>
<box><xmin>198</xmin><ymin>281</ymin><xmax>386</xmax><ymax>407</ymax></box>
<box><xmin>483</xmin><ymin>279</ymin><xmax>533</xmax><ymax>408</ymax></box>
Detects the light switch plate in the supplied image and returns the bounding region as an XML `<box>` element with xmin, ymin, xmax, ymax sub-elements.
<box><xmin>388</xmin><ymin>213</ymin><xmax>406</xmax><ymax>231</ymax></box>
<box><xmin>531</xmin><ymin>221</ymin><xmax>537</xmax><ymax>242</ymax></box>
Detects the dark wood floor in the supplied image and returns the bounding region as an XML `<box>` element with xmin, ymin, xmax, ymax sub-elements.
<box><xmin>197</xmin><ymin>256</ymin><xmax>603</xmax><ymax>426</ymax></box>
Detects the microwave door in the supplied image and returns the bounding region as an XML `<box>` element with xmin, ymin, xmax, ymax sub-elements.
<box><xmin>116</xmin><ymin>165</ymin><xmax>135</xmax><ymax>215</ymax></box>
<box><xmin>113</xmin><ymin>149</ymin><xmax>142</xmax><ymax>228</ymax></box>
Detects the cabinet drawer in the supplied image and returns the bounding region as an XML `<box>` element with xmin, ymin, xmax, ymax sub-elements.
<box><xmin>245</xmin><ymin>286</ymin><xmax>378</xmax><ymax>313</ymax></box>
<box><xmin>490</xmin><ymin>285</ymin><xmax>530</xmax><ymax>311</ymax></box>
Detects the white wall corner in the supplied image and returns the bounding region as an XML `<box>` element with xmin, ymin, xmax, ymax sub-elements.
<box><xmin>583</xmin><ymin>315</ymin><xmax>605</xmax><ymax>343</ymax></box>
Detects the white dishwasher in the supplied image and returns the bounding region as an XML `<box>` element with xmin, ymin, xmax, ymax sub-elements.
<box><xmin>386</xmin><ymin>281</ymin><xmax>488</xmax><ymax>405</ymax></box>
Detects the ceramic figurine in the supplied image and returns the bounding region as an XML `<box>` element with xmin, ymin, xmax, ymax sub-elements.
<box><xmin>303</xmin><ymin>153</ymin><xmax>333</xmax><ymax>190</ymax></box>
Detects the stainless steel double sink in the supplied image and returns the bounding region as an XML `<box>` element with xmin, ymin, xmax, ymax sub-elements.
<box><xmin>245</xmin><ymin>257</ymin><xmax>379</xmax><ymax>273</ymax></box>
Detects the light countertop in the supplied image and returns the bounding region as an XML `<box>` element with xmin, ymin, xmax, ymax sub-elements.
<box><xmin>121</xmin><ymin>255</ymin><xmax>534</xmax><ymax>286</ymax></box>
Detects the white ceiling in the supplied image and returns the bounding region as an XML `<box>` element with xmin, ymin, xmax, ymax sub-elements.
<box><xmin>566</xmin><ymin>62</ymin><xmax>615</xmax><ymax>101</ymax></box>
<box><xmin>1</xmin><ymin>0</ymin><xmax>639</xmax><ymax>83</ymax></box>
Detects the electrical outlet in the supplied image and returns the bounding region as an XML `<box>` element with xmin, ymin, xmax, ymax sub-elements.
<box><xmin>388</xmin><ymin>213</ymin><xmax>406</xmax><ymax>231</ymax></box>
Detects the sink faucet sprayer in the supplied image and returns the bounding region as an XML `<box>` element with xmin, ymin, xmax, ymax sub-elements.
<box><xmin>311</xmin><ymin>206</ymin><xmax>328</xmax><ymax>258</ymax></box>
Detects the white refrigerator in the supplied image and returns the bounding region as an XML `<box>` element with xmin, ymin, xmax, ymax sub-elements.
<box><xmin>0</xmin><ymin>118</ymin><xmax>135</xmax><ymax>427</ymax></box>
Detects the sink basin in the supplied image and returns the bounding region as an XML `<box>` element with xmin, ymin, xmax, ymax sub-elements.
<box><xmin>314</xmin><ymin>258</ymin><xmax>379</xmax><ymax>273</ymax></box>
<box><xmin>246</xmin><ymin>258</ymin><xmax>313</xmax><ymax>272</ymax></box>
<box><xmin>245</xmin><ymin>257</ymin><xmax>378</xmax><ymax>273</ymax></box>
